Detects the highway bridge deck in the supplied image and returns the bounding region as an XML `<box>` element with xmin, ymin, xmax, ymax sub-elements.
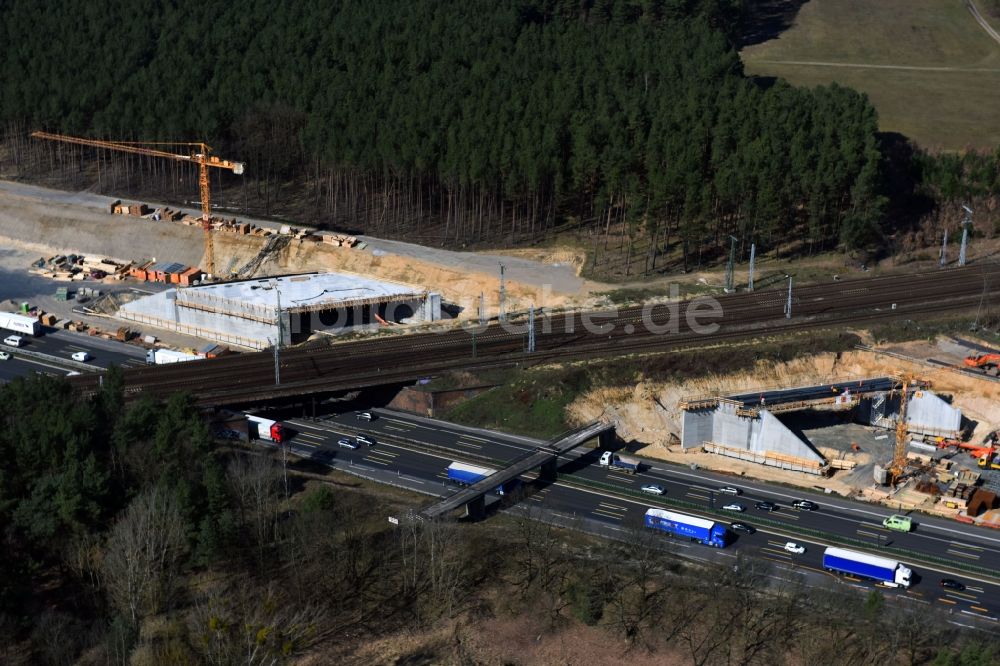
<box><xmin>419</xmin><ymin>421</ymin><xmax>615</xmax><ymax>520</ymax></box>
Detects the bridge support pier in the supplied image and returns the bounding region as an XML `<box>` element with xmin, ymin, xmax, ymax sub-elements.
<box><xmin>465</xmin><ymin>495</ymin><xmax>486</xmax><ymax>520</ymax></box>
<box><xmin>598</xmin><ymin>428</ymin><xmax>616</xmax><ymax>449</ymax></box>
<box><xmin>540</xmin><ymin>459</ymin><xmax>558</xmax><ymax>482</ymax></box>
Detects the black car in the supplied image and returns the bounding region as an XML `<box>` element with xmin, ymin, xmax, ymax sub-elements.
<box><xmin>755</xmin><ymin>501</ymin><xmax>778</xmax><ymax>512</ymax></box>
<box><xmin>792</xmin><ymin>500</ymin><xmax>818</xmax><ymax>511</ymax></box>
<box><xmin>730</xmin><ymin>522</ymin><xmax>756</xmax><ymax>534</ymax></box>
<box><xmin>939</xmin><ymin>579</ymin><xmax>965</xmax><ymax>591</ymax></box>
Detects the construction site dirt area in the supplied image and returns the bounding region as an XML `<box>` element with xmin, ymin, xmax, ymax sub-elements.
<box><xmin>0</xmin><ymin>180</ymin><xmax>603</xmax><ymax>319</ymax></box>
<box><xmin>567</xmin><ymin>345</ymin><xmax>1000</xmax><ymax>515</ymax></box>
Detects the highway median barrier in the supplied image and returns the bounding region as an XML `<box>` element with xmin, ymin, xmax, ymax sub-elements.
<box><xmin>7</xmin><ymin>347</ymin><xmax>104</xmax><ymax>373</ymax></box>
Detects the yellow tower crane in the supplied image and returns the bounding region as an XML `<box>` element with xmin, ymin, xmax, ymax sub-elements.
<box><xmin>30</xmin><ymin>131</ymin><xmax>245</xmax><ymax>276</ymax></box>
<box><xmin>888</xmin><ymin>374</ymin><xmax>921</xmax><ymax>484</ymax></box>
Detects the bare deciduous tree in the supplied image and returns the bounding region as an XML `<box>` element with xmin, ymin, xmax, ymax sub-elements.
<box><xmin>189</xmin><ymin>584</ymin><xmax>322</xmax><ymax>666</ymax></box>
<box><xmin>603</xmin><ymin>526</ymin><xmax>669</xmax><ymax>649</ymax></box>
<box><xmin>507</xmin><ymin>508</ymin><xmax>566</xmax><ymax>596</ymax></box>
<box><xmin>228</xmin><ymin>453</ymin><xmax>281</xmax><ymax>565</ymax></box>
<box><xmin>100</xmin><ymin>488</ymin><xmax>187</xmax><ymax>627</ymax></box>
<box><xmin>396</xmin><ymin>517</ymin><xmax>468</xmax><ymax>624</ymax></box>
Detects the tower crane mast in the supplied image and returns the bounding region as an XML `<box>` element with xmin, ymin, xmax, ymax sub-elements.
<box><xmin>30</xmin><ymin>131</ymin><xmax>245</xmax><ymax>276</ymax></box>
<box><xmin>889</xmin><ymin>374</ymin><xmax>920</xmax><ymax>484</ymax></box>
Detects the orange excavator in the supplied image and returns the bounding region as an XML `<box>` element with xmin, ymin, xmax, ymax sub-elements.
<box><xmin>964</xmin><ymin>353</ymin><xmax>1000</xmax><ymax>376</ymax></box>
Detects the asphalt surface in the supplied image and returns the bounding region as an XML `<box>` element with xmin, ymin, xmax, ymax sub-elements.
<box><xmin>267</xmin><ymin>408</ymin><xmax>1000</xmax><ymax>627</ymax></box>
<box><xmin>729</xmin><ymin>377</ymin><xmax>898</xmax><ymax>407</ymax></box>
<box><xmin>0</xmin><ymin>328</ymin><xmax>148</xmax><ymax>381</ymax></box>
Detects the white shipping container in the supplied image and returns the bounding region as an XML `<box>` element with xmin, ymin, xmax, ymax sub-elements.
<box><xmin>146</xmin><ymin>348</ymin><xmax>202</xmax><ymax>365</ymax></box>
<box><xmin>0</xmin><ymin>312</ymin><xmax>41</xmax><ymax>336</ymax></box>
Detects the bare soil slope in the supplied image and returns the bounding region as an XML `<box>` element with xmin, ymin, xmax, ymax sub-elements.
<box><xmin>566</xmin><ymin>344</ymin><xmax>1000</xmax><ymax>493</ymax></box>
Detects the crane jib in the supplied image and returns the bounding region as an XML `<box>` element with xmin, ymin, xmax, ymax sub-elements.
<box><xmin>30</xmin><ymin>130</ymin><xmax>246</xmax><ymax>276</ymax></box>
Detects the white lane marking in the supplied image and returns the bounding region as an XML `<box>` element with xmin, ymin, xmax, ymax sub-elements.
<box><xmin>961</xmin><ymin>610</ymin><xmax>999</xmax><ymax>621</ymax></box>
<box><xmin>593</xmin><ymin>509</ymin><xmax>623</xmax><ymax>520</ymax></box>
<box><xmin>292</xmin><ymin>421</ymin><xmax>325</xmax><ymax>431</ymax></box>
<box><xmin>899</xmin><ymin>596</ymin><xmax>931</xmax><ymax>605</ymax></box>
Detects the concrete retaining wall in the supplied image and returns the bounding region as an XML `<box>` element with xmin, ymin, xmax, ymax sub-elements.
<box><xmin>681</xmin><ymin>403</ymin><xmax>824</xmax><ymax>464</ymax></box>
<box><xmin>388</xmin><ymin>385</ymin><xmax>496</xmax><ymax>417</ymax></box>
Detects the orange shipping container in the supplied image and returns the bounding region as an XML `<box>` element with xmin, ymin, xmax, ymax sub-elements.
<box><xmin>178</xmin><ymin>267</ymin><xmax>203</xmax><ymax>286</ymax></box>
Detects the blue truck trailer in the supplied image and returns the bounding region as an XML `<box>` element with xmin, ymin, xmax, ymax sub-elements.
<box><xmin>446</xmin><ymin>462</ymin><xmax>520</xmax><ymax>496</ymax></box>
<box><xmin>822</xmin><ymin>547</ymin><xmax>912</xmax><ymax>588</ymax></box>
<box><xmin>447</xmin><ymin>462</ymin><xmax>496</xmax><ymax>485</ymax></box>
<box><xmin>644</xmin><ymin>508</ymin><xmax>728</xmax><ymax>548</ymax></box>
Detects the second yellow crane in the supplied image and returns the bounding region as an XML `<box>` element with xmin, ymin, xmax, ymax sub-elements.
<box><xmin>31</xmin><ymin>131</ymin><xmax>245</xmax><ymax>276</ymax></box>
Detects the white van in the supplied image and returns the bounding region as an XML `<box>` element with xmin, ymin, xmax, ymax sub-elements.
<box><xmin>3</xmin><ymin>335</ymin><xmax>23</xmax><ymax>348</ymax></box>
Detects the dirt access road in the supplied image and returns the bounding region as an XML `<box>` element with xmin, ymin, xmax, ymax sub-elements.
<box><xmin>968</xmin><ymin>0</ymin><xmax>1000</xmax><ymax>46</ymax></box>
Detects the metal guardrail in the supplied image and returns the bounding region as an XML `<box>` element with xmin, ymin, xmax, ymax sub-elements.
<box><xmin>4</xmin><ymin>346</ymin><xmax>103</xmax><ymax>373</ymax></box>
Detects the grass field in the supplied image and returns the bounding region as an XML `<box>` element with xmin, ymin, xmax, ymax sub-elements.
<box><xmin>741</xmin><ymin>0</ymin><xmax>1000</xmax><ymax>150</ymax></box>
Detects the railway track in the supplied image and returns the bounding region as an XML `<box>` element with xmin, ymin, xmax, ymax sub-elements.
<box><xmin>70</xmin><ymin>264</ymin><xmax>1000</xmax><ymax>403</ymax></box>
